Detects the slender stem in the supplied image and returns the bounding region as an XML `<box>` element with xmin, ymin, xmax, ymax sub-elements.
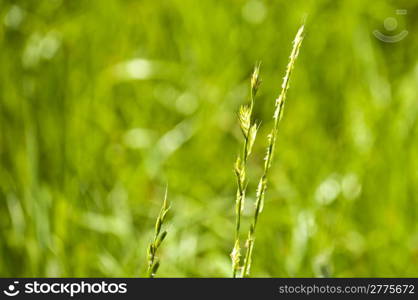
<box><xmin>231</xmin><ymin>64</ymin><xmax>261</xmax><ymax>277</ymax></box>
<box><xmin>241</xmin><ymin>24</ymin><xmax>305</xmax><ymax>278</ymax></box>
<box><xmin>147</xmin><ymin>188</ymin><xmax>170</xmax><ymax>278</ymax></box>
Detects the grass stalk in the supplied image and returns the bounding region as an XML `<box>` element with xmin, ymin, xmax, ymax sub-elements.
<box><xmin>231</xmin><ymin>63</ymin><xmax>261</xmax><ymax>278</ymax></box>
<box><xmin>241</xmin><ymin>24</ymin><xmax>305</xmax><ymax>277</ymax></box>
<box><xmin>147</xmin><ymin>188</ymin><xmax>170</xmax><ymax>278</ymax></box>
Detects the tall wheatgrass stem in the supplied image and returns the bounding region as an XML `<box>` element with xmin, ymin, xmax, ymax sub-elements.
<box><xmin>241</xmin><ymin>24</ymin><xmax>305</xmax><ymax>277</ymax></box>
<box><xmin>147</xmin><ymin>188</ymin><xmax>170</xmax><ymax>278</ymax></box>
<box><xmin>231</xmin><ymin>63</ymin><xmax>261</xmax><ymax>277</ymax></box>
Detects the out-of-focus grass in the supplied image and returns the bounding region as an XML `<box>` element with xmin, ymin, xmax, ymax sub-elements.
<box><xmin>0</xmin><ymin>0</ymin><xmax>417</xmax><ymax>277</ymax></box>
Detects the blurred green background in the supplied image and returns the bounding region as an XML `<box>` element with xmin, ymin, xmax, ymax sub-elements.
<box><xmin>1</xmin><ymin>0</ymin><xmax>418</xmax><ymax>277</ymax></box>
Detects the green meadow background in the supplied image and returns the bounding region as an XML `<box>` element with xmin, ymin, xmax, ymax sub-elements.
<box><xmin>1</xmin><ymin>0</ymin><xmax>418</xmax><ymax>277</ymax></box>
